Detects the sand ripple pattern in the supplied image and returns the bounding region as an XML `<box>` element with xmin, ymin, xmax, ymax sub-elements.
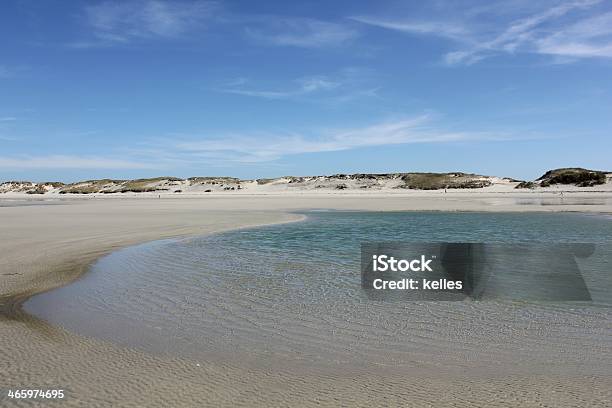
<box><xmin>26</xmin><ymin>212</ymin><xmax>612</xmax><ymax>378</ymax></box>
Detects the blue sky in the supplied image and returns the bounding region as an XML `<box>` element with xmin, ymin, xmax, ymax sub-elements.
<box><xmin>1</xmin><ymin>0</ymin><xmax>611</xmax><ymax>182</ymax></box>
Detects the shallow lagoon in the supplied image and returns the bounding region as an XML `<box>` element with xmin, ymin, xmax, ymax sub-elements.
<box><xmin>26</xmin><ymin>212</ymin><xmax>612</xmax><ymax>376</ymax></box>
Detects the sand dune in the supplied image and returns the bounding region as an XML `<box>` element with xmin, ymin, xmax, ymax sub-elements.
<box><xmin>2</xmin><ymin>168</ymin><xmax>611</xmax><ymax>196</ymax></box>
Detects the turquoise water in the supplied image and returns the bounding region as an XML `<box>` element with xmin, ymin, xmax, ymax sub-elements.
<box><xmin>26</xmin><ymin>211</ymin><xmax>612</xmax><ymax>375</ymax></box>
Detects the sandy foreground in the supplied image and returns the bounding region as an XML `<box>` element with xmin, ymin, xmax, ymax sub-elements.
<box><xmin>1</xmin><ymin>192</ymin><xmax>612</xmax><ymax>407</ymax></box>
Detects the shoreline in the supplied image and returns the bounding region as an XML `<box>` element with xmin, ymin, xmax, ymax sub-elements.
<box><xmin>1</xmin><ymin>207</ymin><xmax>305</xmax><ymax>318</ymax></box>
<box><xmin>2</xmin><ymin>195</ymin><xmax>612</xmax><ymax>407</ymax></box>
<box><xmin>3</xmin><ymin>194</ymin><xmax>612</xmax><ymax>313</ymax></box>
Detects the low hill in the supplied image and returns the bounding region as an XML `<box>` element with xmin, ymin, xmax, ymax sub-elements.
<box><xmin>515</xmin><ymin>168</ymin><xmax>610</xmax><ymax>189</ymax></box>
<box><xmin>1</xmin><ymin>169</ymin><xmax>610</xmax><ymax>195</ymax></box>
<box><xmin>0</xmin><ymin>173</ymin><xmax>500</xmax><ymax>194</ymax></box>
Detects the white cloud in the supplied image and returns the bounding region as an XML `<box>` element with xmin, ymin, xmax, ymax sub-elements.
<box><xmin>352</xmin><ymin>0</ymin><xmax>612</xmax><ymax>64</ymax></box>
<box><xmin>535</xmin><ymin>11</ymin><xmax>612</xmax><ymax>58</ymax></box>
<box><xmin>77</xmin><ymin>0</ymin><xmax>217</xmax><ymax>46</ymax></box>
<box><xmin>76</xmin><ymin>3</ymin><xmax>358</xmax><ymax>50</ymax></box>
<box><xmin>245</xmin><ymin>18</ymin><xmax>358</xmax><ymax>48</ymax></box>
<box><xmin>0</xmin><ymin>116</ymin><xmax>513</xmax><ymax>169</ymax></box>
<box><xmin>349</xmin><ymin>16</ymin><xmax>469</xmax><ymax>42</ymax></box>
<box><xmin>0</xmin><ymin>155</ymin><xmax>155</xmax><ymax>169</ymax></box>
<box><xmin>449</xmin><ymin>0</ymin><xmax>604</xmax><ymax>63</ymax></box>
<box><xmin>218</xmin><ymin>68</ymin><xmax>378</xmax><ymax>103</ymax></box>
<box><xmin>75</xmin><ymin>3</ymin><xmax>358</xmax><ymax>49</ymax></box>
<box><xmin>444</xmin><ymin>50</ymin><xmax>486</xmax><ymax>65</ymax></box>
<box><xmin>219</xmin><ymin>75</ymin><xmax>341</xmax><ymax>100</ymax></box>
<box><xmin>170</xmin><ymin>116</ymin><xmax>502</xmax><ymax>163</ymax></box>
<box><xmin>0</xmin><ymin>117</ymin><xmax>17</xmax><ymax>122</ymax></box>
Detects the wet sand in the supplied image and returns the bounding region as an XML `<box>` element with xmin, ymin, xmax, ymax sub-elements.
<box><xmin>2</xmin><ymin>194</ymin><xmax>612</xmax><ymax>407</ymax></box>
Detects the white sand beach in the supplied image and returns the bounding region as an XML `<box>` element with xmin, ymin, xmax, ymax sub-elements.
<box><xmin>2</xmin><ymin>193</ymin><xmax>612</xmax><ymax>407</ymax></box>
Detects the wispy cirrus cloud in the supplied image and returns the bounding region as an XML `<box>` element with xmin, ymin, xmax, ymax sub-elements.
<box><xmin>535</xmin><ymin>11</ymin><xmax>612</xmax><ymax>58</ymax></box>
<box><xmin>0</xmin><ymin>116</ymin><xmax>515</xmax><ymax>169</ymax></box>
<box><xmin>245</xmin><ymin>17</ymin><xmax>359</xmax><ymax>48</ymax></box>
<box><xmin>217</xmin><ymin>68</ymin><xmax>380</xmax><ymax>104</ymax></box>
<box><xmin>73</xmin><ymin>3</ymin><xmax>358</xmax><ymax>50</ymax></box>
<box><xmin>352</xmin><ymin>0</ymin><xmax>612</xmax><ymax>64</ymax></box>
<box><xmin>220</xmin><ymin>75</ymin><xmax>340</xmax><ymax>99</ymax></box>
<box><xmin>0</xmin><ymin>155</ymin><xmax>155</xmax><ymax>170</ymax></box>
<box><xmin>168</xmin><ymin>115</ymin><xmax>505</xmax><ymax>163</ymax></box>
<box><xmin>349</xmin><ymin>16</ymin><xmax>470</xmax><ymax>43</ymax></box>
<box><xmin>71</xmin><ymin>0</ymin><xmax>218</xmax><ymax>47</ymax></box>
